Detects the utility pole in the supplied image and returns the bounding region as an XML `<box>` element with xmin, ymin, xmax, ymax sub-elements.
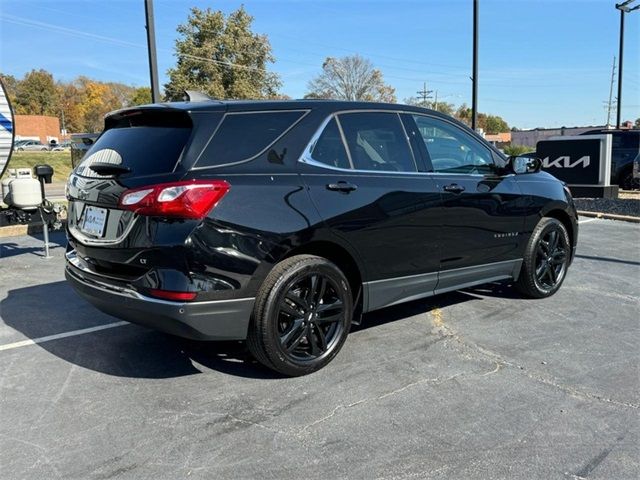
<box><xmin>417</xmin><ymin>81</ymin><xmax>433</xmax><ymax>106</ymax></box>
<box><xmin>606</xmin><ymin>56</ymin><xmax>617</xmax><ymax>129</ymax></box>
<box><xmin>471</xmin><ymin>0</ymin><xmax>479</xmax><ymax>131</ymax></box>
<box><xmin>434</xmin><ymin>91</ymin><xmax>438</xmax><ymax>112</ymax></box>
<box><xmin>615</xmin><ymin>1</ymin><xmax>640</xmax><ymax>128</ymax></box>
<box><xmin>144</xmin><ymin>0</ymin><xmax>160</xmax><ymax>103</ymax></box>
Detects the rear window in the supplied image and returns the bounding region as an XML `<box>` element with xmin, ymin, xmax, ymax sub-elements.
<box><xmin>75</xmin><ymin>110</ymin><xmax>191</xmax><ymax>178</ymax></box>
<box><xmin>195</xmin><ymin>110</ymin><xmax>306</xmax><ymax>168</ymax></box>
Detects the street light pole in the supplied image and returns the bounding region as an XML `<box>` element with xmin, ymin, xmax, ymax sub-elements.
<box><xmin>615</xmin><ymin>0</ymin><xmax>640</xmax><ymax>129</ymax></box>
<box><xmin>145</xmin><ymin>0</ymin><xmax>160</xmax><ymax>103</ymax></box>
<box><xmin>472</xmin><ymin>0</ymin><xmax>479</xmax><ymax>131</ymax></box>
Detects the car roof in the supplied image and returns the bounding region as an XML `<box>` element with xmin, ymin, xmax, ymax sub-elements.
<box><xmin>108</xmin><ymin>98</ymin><xmax>447</xmax><ymax>117</ymax></box>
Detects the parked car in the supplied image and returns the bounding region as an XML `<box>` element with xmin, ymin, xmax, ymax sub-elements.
<box><xmin>15</xmin><ymin>140</ymin><xmax>49</xmax><ymax>151</ymax></box>
<box><xmin>51</xmin><ymin>141</ymin><xmax>71</xmax><ymax>151</ymax></box>
<box><xmin>580</xmin><ymin>128</ymin><xmax>640</xmax><ymax>190</ymax></box>
<box><xmin>65</xmin><ymin>100</ymin><xmax>578</xmax><ymax>376</ymax></box>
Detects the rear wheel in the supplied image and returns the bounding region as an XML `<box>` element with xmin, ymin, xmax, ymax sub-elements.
<box><xmin>515</xmin><ymin>218</ymin><xmax>570</xmax><ymax>298</ymax></box>
<box><xmin>247</xmin><ymin>255</ymin><xmax>352</xmax><ymax>376</ymax></box>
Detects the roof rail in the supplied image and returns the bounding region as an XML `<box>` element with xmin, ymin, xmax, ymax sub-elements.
<box><xmin>183</xmin><ymin>90</ymin><xmax>218</xmax><ymax>102</ymax></box>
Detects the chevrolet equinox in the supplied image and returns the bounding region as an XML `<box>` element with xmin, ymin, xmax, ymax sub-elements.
<box><xmin>65</xmin><ymin>99</ymin><xmax>578</xmax><ymax>376</ymax></box>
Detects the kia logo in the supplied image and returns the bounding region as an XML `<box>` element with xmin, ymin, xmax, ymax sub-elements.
<box><xmin>542</xmin><ymin>156</ymin><xmax>591</xmax><ymax>168</ymax></box>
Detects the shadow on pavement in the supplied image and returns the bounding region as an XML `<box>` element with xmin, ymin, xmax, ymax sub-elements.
<box><xmin>1</xmin><ymin>278</ymin><xmax>518</xmax><ymax>380</ymax></box>
<box><xmin>0</xmin><ymin>231</ymin><xmax>66</xmax><ymax>259</ymax></box>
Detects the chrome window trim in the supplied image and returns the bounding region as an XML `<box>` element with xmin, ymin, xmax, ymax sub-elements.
<box><xmin>299</xmin><ymin>109</ymin><xmax>423</xmax><ymax>175</ymax></box>
<box><xmin>191</xmin><ymin>109</ymin><xmax>311</xmax><ymax>171</ymax></box>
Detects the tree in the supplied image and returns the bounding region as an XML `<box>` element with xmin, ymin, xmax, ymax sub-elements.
<box><xmin>14</xmin><ymin>69</ymin><xmax>59</xmax><ymax>115</ymax></box>
<box><xmin>306</xmin><ymin>55</ymin><xmax>396</xmax><ymax>103</ymax></box>
<box><xmin>483</xmin><ymin>114</ymin><xmax>509</xmax><ymax>134</ymax></box>
<box><xmin>404</xmin><ymin>96</ymin><xmax>454</xmax><ymax>116</ymax></box>
<box><xmin>635</xmin><ymin>117</ymin><xmax>640</xmax><ymax>129</ymax></box>
<box><xmin>164</xmin><ymin>6</ymin><xmax>281</xmax><ymax>101</ymax></box>
<box><xmin>74</xmin><ymin>77</ymin><xmax>123</xmax><ymax>132</ymax></box>
<box><xmin>56</xmin><ymin>82</ymin><xmax>84</xmax><ymax>133</ymax></box>
<box><xmin>0</xmin><ymin>74</ymin><xmax>19</xmax><ymax>106</ymax></box>
<box><xmin>129</xmin><ymin>87</ymin><xmax>152</xmax><ymax>106</ymax></box>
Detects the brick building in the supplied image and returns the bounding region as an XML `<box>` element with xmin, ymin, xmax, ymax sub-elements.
<box><xmin>14</xmin><ymin>115</ymin><xmax>61</xmax><ymax>144</ymax></box>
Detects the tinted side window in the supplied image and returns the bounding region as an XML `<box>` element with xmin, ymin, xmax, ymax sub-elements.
<box><xmin>310</xmin><ymin>118</ymin><xmax>351</xmax><ymax>169</ymax></box>
<box><xmin>197</xmin><ymin>111</ymin><xmax>306</xmax><ymax>167</ymax></box>
<box><xmin>338</xmin><ymin>112</ymin><xmax>417</xmax><ymax>172</ymax></box>
<box><xmin>412</xmin><ymin>115</ymin><xmax>495</xmax><ymax>174</ymax></box>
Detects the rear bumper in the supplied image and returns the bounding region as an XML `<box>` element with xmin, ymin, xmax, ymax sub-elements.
<box><xmin>65</xmin><ymin>263</ymin><xmax>254</xmax><ymax>341</ymax></box>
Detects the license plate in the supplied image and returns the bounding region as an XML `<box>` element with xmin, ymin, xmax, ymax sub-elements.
<box><xmin>81</xmin><ymin>206</ymin><xmax>108</xmax><ymax>237</ymax></box>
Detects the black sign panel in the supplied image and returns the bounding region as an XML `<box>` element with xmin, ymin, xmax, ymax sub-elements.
<box><xmin>536</xmin><ymin>139</ymin><xmax>601</xmax><ymax>184</ymax></box>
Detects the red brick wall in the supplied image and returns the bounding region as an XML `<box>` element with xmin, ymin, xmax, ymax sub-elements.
<box><xmin>14</xmin><ymin>115</ymin><xmax>61</xmax><ymax>143</ymax></box>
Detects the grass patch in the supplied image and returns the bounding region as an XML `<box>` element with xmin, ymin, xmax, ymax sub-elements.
<box><xmin>2</xmin><ymin>151</ymin><xmax>73</xmax><ymax>183</ymax></box>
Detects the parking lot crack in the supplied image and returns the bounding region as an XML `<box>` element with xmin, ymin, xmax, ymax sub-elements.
<box><xmin>429</xmin><ymin>310</ymin><xmax>640</xmax><ymax>411</ymax></box>
<box><xmin>298</xmin><ymin>371</ymin><xmax>468</xmax><ymax>434</ymax></box>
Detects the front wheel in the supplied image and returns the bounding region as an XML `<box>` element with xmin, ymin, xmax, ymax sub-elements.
<box><xmin>515</xmin><ymin>218</ymin><xmax>571</xmax><ymax>298</ymax></box>
<box><xmin>247</xmin><ymin>255</ymin><xmax>353</xmax><ymax>376</ymax></box>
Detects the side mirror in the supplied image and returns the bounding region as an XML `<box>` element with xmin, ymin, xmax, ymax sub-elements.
<box><xmin>509</xmin><ymin>155</ymin><xmax>542</xmax><ymax>174</ymax></box>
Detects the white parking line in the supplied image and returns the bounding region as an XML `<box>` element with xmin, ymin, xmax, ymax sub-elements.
<box><xmin>578</xmin><ymin>218</ymin><xmax>598</xmax><ymax>224</ymax></box>
<box><xmin>0</xmin><ymin>321</ymin><xmax>129</xmax><ymax>352</ymax></box>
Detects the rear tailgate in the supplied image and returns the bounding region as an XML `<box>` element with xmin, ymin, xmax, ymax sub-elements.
<box><xmin>67</xmin><ymin>107</ymin><xmax>199</xmax><ymax>246</ymax></box>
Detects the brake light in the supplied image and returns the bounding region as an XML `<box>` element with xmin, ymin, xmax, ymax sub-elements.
<box><xmin>148</xmin><ymin>289</ymin><xmax>197</xmax><ymax>301</ymax></box>
<box><xmin>119</xmin><ymin>180</ymin><xmax>229</xmax><ymax>219</ymax></box>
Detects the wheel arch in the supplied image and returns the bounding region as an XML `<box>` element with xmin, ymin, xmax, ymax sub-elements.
<box><xmin>543</xmin><ymin>208</ymin><xmax>575</xmax><ymax>253</ymax></box>
<box><xmin>282</xmin><ymin>240</ymin><xmax>364</xmax><ymax>323</ymax></box>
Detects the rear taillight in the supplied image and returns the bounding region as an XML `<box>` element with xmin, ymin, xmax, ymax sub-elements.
<box><xmin>118</xmin><ymin>180</ymin><xmax>230</xmax><ymax>219</ymax></box>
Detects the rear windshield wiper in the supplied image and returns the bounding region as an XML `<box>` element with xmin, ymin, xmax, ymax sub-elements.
<box><xmin>89</xmin><ymin>163</ymin><xmax>132</xmax><ymax>176</ymax></box>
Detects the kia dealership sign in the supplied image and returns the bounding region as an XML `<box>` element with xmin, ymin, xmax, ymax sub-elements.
<box><xmin>536</xmin><ymin>135</ymin><xmax>612</xmax><ymax>188</ymax></box>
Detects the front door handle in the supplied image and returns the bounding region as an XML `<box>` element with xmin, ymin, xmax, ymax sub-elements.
<box><xmin>327</xmin><ymin>181</ymin><xmax>358</xmax><ymax>193</ymax></box>
<box><xmin>443</xmin><ymin>183</ymin><xmax>465</xmax><ymax>194</ymax></box>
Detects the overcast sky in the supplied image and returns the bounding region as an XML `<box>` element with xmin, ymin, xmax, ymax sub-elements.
<box><xmin>1</xmin><ymin>0</ymin><xmax>638</xmax><ymax>129</ymax></box>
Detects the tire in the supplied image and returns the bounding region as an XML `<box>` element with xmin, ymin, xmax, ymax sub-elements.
<box><xmin>247</xmin><ymin>254</ymin><xmax>353</xmax><ymax>376</ymax></box>
<box><xmin>515</xmin><ymin>217</ymin><xmax>571</xmax><ymax>298</ymax></box>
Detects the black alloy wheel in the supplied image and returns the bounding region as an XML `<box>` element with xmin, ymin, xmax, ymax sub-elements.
<box><xmin>515</xmin><ymin>217</ymin><xmax>571</xmax><ymax>298</ymax></box>
<box><xmin>277</xmin><ymin>273</ymin><xmax>346</xmax><ymax>361</ymax></box>
<box><xmin>247</xmin><ymin>255</ymin><xmax>353</xmax><ymax>376</ymax></box>
<box><xmin>533</xmin><ymin>228</ymin><xmax>568</xmax><ymax>292</ymax></box>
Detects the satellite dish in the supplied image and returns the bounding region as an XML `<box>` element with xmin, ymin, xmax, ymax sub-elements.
<box><xmin>0</xmin><ymin>78</ymin><xmax>15</xmax><ymax>178</ymax></box>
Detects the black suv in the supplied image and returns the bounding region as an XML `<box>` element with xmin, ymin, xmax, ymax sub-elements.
<box><xmin>580</xmin><ymin>128</ymin><xmax>640</xmax><ymax>190</ymax></box>
<box><xmin>65</xmin><ymin>100</ymin><xmax>578</xmax><ymax>376</ymax></box>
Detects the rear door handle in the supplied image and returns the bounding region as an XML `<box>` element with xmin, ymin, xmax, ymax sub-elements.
<box><xmin>326</xmin><ymin>181</ymin><xmax>358</xmax><ymax>193</ymax></box>
<box><xmin>443</xmin><ymin>183</ymin><xmax>465</xmax><ymax>194</ymax></box>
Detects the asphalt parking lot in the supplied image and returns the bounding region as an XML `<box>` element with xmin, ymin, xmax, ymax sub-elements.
<box><xmin>1</xmin><ymin>219</ymin><xmax>638</xmax><ymax>480</ymax></box>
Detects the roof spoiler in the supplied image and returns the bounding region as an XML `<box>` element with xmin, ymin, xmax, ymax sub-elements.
<box><xmin>183</xmin><ymin>90</ymin><xmax>219</xmax><ymax>102</ymax></box>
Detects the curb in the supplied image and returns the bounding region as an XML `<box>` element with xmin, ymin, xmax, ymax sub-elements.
<box><xmin>577</xmin><ymin>210</ymin><xmax>640</xmax><ymax>224</ymax></box>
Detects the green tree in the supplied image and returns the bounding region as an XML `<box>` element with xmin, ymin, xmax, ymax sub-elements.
<box><xmin>129</xmin><ymin>87</ymin><xmax>152</xmax><ymax>106</ymax></box>
<box><xmin>306</xmin><ymin>55</ymin><xmax>396</xmax><ymax>102</ymax></box>
<box><xmin>635</xmin><ymin>117</ymin><xmax>640</xmax><ymax>129</ymax></box>
<box><xmin>14</xmin><ymin>69</ymin><xmax>59</xmax><ymax>115</ymax></box>
<box><xmin>483</xmin><ymin>114</ymin><xmax>509</xmax><ymax>134</ymax></box>
<box><xmin>164</xmin><ymin>6</ymin><xmax>281</xmax><ymax>101</ymax></box>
